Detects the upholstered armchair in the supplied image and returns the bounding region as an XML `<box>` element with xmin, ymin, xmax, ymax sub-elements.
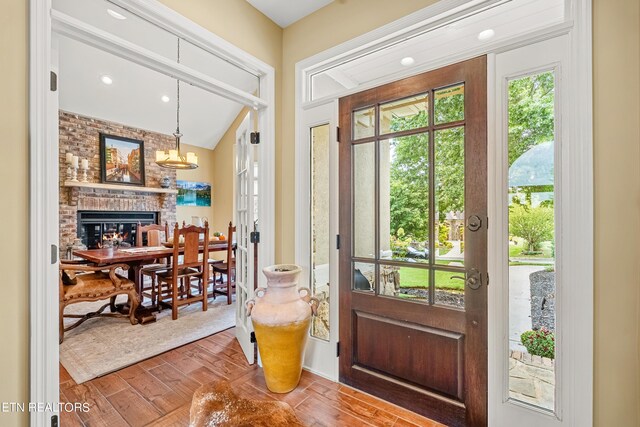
<box><xmin>59</xmin><ymin>263</ymin><xmax>138</xmax><ymax>343</ymax></box>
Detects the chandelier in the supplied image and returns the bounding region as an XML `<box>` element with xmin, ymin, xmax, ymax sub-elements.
<box><xmin>156</xmin><ymin>39</ymin><xmax>198</xmax><ymax>170</ymax></box>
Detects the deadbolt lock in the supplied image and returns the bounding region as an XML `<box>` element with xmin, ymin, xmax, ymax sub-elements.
<box><xmin>467</xmin><ymin>215</ymin><xmax>482</xmax><ymax>231</ymax></box>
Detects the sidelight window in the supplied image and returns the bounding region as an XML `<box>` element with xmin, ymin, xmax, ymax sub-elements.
<box><xmin>506</xmin><ymin>70</ymin><xmax>557</xmax><ymax>411</ymax></box>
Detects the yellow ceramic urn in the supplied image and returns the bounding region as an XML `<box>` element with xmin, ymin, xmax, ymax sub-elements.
<box><xmin>247</xmin><ymin>265</ymin><xmax>318</xmax><ymax>393</ymax></box>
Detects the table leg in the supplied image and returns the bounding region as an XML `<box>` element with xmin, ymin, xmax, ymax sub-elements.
<box><xmin>113</xmin><ymin>262</ymin><xmax>158</xmax><ymax>324</ymax></box>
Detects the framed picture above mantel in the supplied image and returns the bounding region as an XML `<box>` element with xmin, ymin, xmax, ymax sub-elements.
<box><xmin>99</xmin><ymin>133</ymin><xmax>145</xmax><ymax>186</ymax></box>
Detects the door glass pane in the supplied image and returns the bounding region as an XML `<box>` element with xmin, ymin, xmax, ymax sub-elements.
<box><xmin>353</xmin><ymin>262</ymin><xmax>375</xmax><ymax>293</ymax></box>
<box><xmin>353</xmin><ymin>107</ymin><xmax>375</xmax><ymax>140</ymax></box>
<box><xmin>434</xmin><ymin>127</ymin><xmax>465</xmax><ymax>266</ymax></box>
<box><xmin>434</xmin><ymin>84</ymin><xmax>465</xmax><ymax>124</ymax></box>
<box><xmin>381</xmin><ymin>135</ymin><xmax>429</xmax><ymax>264</ymax></box>
<box><xmin>310</xmin><ymin>124</ymin><xmax>330</xmax><ymax>341</ymax></box>
<box><xmin>434</xmin><ymin>269</ymin><xmax>465</xmax><ymax>308</ymax></box>
<box><xmin>379</xmin><ymin>264</ymin><xmax>429</xmax><ymax>303</ymax></box>
<box><xmin>353</xmin><ymin>143</ymin><xmax>375</xmax><ymax>258</ymax></box>
<box><xmin>380</xmin><ymin>93</ymin><xmax>429</xmax><ymax>135</ymax></box>
<box><xmin>507</xmin><ymin>71</ymin><xmax>556</xmax><ymax>412</ymax></box>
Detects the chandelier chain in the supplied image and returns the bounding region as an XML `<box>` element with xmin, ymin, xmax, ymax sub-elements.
<box><xmin>176</xmin><ymin>38</ymin><xmax>180</xmax><ymax>135</ymax></box>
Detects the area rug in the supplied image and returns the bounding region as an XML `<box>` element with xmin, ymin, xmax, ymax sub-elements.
<box><xmin>60</xmin><ymin>295</ymin><xmax>236</xmax><ymax>384</ymax></box>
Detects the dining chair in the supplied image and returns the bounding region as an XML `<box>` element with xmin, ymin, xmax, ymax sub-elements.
<box><xmin>211</xmin><ymin>221</ymin><xmax>236</xmax><ymax>305</ymax></box>
<box><xmin>59</xmin><ymin>263</ymin><xmax>138</xmax><ymax>343</ymax></box>
<box><xmin>136</xmin><ymin>222</ymin><xmax>170</xmax><ymax>305</ymax></box>
<box><xmin>155</xmin><ymin>222</ymin><xmax>209</xmax><ymax>320</ymax></box>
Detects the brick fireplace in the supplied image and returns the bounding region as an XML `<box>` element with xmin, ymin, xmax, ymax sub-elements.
<box><xmin>59</xmin><ymin>111</ymin><xmax>177</xmax><ymax>256</ymax></box>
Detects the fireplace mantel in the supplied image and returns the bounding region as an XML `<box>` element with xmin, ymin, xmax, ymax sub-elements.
<box><xmin>64</xmin><ymin>181</ymin><xmax>178</xmax><ymax>194</ymax></box>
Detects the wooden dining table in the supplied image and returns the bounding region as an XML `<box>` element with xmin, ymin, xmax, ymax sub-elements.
<box><xmin>72</xmin><ymin>241</ymin><xmax>233</xmax><ymax>324</ymax></box>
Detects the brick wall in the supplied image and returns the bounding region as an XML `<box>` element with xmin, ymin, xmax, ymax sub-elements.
<box><xmin>59</xmin><ymin>111</ymin><xmax>177</xmax><ymax>252</ymax></box>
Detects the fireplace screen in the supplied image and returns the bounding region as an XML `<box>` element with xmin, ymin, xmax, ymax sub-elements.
<box><xmin>77</xmin><ymin>211</ymin><xmax>159</xmax><ymax>249</ymax></box>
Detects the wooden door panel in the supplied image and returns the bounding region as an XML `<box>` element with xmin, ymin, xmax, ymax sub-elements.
<box><xmin>351</xmin><ymin>294</ymin><xmax>466</xmax><ymax>333</ymax></box>
<box><xmin>339</xmin><ymin>56</ymin><xmax>487</xmax><ymax>427</ymax></box>
<box><xmin>354</xmin><ymin>311</ymin><xmax>464</xmax><ymax>399</ymax></box>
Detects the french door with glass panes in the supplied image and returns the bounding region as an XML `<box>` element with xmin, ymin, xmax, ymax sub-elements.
<box><xmin>338</xmin><ymin>56</ymin><xmax>487</xmax><ymax>427</ymax></box>
<box><xmin>235</xmin><ymin>112</ymin><xmax>256</xmax><ymax>364</ymax></box>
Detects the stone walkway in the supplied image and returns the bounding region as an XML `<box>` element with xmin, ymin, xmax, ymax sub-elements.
<box><xmin>509</xmin><ymin>350</ymin><xmax>555</xmax><ymax>410</ymax></box>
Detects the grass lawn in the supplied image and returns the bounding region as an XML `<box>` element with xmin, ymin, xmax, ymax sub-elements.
<box><xmin>437</xmin><ymin>246</ymin><xmax>451</xmax><ymax>257</ymax></box>
<box><xmin>397</xmin><ymin>267</ymin><xmax>464</xmax><ymax>292</ymax></box>
<box><xmin>509</xmin><ymin>238</ymin><xmax>553</xmax><ymax>258</ymax></box>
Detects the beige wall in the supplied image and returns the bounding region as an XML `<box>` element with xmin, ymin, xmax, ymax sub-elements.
<box><xmin>592</xmin><ymin>0</ymin><xmax>640</xmax><ymax>425</ymax></box>
<box><xmin>1</xmin><ymin>0</ymin><xmax>639</xmax><ymax>425</ymax></box>
<box><xmin>176</xmin><ymin>143</ymin><xmax>215</xmax><ymax>227</ymax></box>
<box><xmin>0</xmin><ymin>1</ymin><xmax>28</xmax><ymax>426</ymax></box>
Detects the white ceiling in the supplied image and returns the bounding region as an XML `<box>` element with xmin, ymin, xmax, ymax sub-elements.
<box><xmin>246</xmin><ymin>0</ymin><xmax>334</xmax><ymax>28</ymax></box>
<box><xmin>54</xmin><ymin>0</ymin><xmax>259</xmax><ymax>150</ymax></box>
<box><xmin>312</xmin><ymin>0</ymin><xmax>565</xmax><ymax>100</ymax></box>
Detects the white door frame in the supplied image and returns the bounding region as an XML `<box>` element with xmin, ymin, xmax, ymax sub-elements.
<box><xmin>295</xmin><ymin>0</ymin><xmax>592</xmax><ymax>424</ymax></box>
<box><xmin>29</xmin><ymin>1</ymin><xmax>275</xmax><ymax>425</ymax></box>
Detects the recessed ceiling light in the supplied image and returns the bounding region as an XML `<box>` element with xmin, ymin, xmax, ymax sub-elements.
<box><xmin>107</xmin><ymin>9</ymin><xmax>127</xmax><ymax>20</ymax></box>
<box><xmin>400</xmin><ymin>57</ymin><xmax>415</xmax><ymax>66</ymax></box>
<box><xmin>161</xmin><ymin>95</ymin><xmax>170</xmax><ymax>103</ymax></box>
<box><xmin>100</xmin><ymin>75</ymin><xmax>113</xmax><ymax>85</ymax></box>
<box><xmin>477</xmin><ymin>29</ymin><xmax>495</xmax><ymax>41</ymax></box>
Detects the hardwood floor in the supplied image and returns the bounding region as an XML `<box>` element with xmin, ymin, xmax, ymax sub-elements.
<box><xmin>60</xmin><ymin>328</ymin><xmax>444</xmax><ymax>426</ymax></box>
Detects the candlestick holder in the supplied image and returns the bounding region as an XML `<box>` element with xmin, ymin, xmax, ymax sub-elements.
<box><xmin>71</xmin><ymin>166</ymin><xmax>79</xmax><ymax>182</ymax></box>
<box><xmin>81</xmin><ymin>167</ymin><xmax>89</xmax><ymax>183</ymax></box>
<box><xmin>66</xmin><ymin>165</ymin><xmax>73</xmax><ymax>181</ymax></box>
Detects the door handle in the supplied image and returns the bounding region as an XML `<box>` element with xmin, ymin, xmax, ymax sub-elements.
<box><xmin>450</xmin><ymin>268</ymin><xmax>482</xmax><ymax>290</ymax></box>
<box><xmin>466</xmin><ymin>268</ymin><xmax>482</xmax><ymax>290</ymax></box>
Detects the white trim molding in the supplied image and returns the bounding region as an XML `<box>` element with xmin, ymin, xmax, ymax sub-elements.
<box><xmin>30</xmin><ymin>0</ymin><xmax>60</xmax><ymax>425</ymax></box>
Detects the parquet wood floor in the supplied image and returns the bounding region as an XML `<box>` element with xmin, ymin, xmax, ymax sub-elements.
<box><xmin>60</xmin><ymin>328</ymin><xmax>443</xmax><ymax>426</ymax></box>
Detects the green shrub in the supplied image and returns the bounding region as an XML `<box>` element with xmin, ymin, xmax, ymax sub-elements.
<box><xmin>438</xmin><ymin>223</ymin><xmax>450</xmax><ymax>244</ymax></box>
<box><xmin>509</xmin><ymin>204</ymin><xmax>554</xmax><ymax>252</ymax></box>
<box><xmin>520</xmin><ymin>328</ymin><xmax>555</xmax><ymax>359</ymax></box>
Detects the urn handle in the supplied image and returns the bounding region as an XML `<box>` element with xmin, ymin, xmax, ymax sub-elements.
<box><xmin>246</xmin><ymin>300</ymin><xmax>255</xmax><ymax>317</ymax></box>
<box><xmin>298</xmin><ymin>287</ymin><xmax>320</xmax><ymax>316</ymax></box>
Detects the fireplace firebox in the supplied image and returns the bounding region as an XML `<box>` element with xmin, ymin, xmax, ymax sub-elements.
<box><xmin>77</xmin><ymin>211</ymin><xmax>159</xmax><ymax>249</ymax></box>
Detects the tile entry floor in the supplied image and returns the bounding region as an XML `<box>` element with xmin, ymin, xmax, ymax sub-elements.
<box><xmin>60</xmin><ymin>328</ymin><xmax>443</xmax><ymax>426</ymax></box>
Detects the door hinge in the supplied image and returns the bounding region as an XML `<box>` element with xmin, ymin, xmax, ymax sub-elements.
<box><xmin>51</xmin><ymin>244</ymin><xmax>58</xmax><ymax>264</ymax></box>
<box><xmin>250</xmin><ymin>332</ymin><xmax>257</xmax><ymax>343</ymax></box>
<box><xmin>336</xmin><ymin>341</ymin><xmax>340</xmax><ymax>357</ymax></box>
<box><xmin>250</xmin><ymin>231</ymin><xmax>260</xmax><ymax>244</ymax></box>
<box><xmin>486</xmin><ymin>272</ymin><xmax>490</xmax><ymax>287</ymax></box>
<box><xmin>336</xmin><ymin>126</ymin><xmax>341</xmax><ymax>142</ymax></box>
<box><xmin>51</xmin><ymin>415</ymin><xmax>59</xmax><ymax>427</ymax></box>
<box><xmin>50</xmin><ymin>71</ymin><xmax>57</xmax><ymax>92</ymax></box>
<box><xmin>336</xmin><ymin>234</ymin><xmax>340</xmax><ymax>250</ymax></box>
<box><xmin>250</xmin><ymin>132</ymin><xmax>260</xmax><ymax>144</ymax></box>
